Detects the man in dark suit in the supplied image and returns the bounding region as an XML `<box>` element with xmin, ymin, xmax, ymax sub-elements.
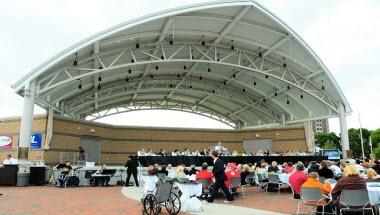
<box><xmin>125</xmin><ymin>155</ymin><xmax>139</xmax><ymax>187</ymax></box>
<box><xmin>207</xmin><ymin>151</ymin><xmax>234</xmax><ymax>203</ymax></box>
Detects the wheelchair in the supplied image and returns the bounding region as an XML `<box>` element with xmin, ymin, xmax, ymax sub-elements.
<box><xmin>142</xmin><ymin>178</ymin><xmax>181</xmax><ymax>215</ymax></box>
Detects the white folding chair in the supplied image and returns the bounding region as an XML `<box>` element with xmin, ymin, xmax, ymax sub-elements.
<box><xmin>339</xmin><ymin>189</ymin><xmax>374</xmax><ymax>215</ymax></box>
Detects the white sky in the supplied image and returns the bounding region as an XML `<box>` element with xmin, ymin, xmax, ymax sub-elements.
<box><xmin>0</xmin><ymin>0</ymin><xmax>379</xmax><ymax>133</ymax></box>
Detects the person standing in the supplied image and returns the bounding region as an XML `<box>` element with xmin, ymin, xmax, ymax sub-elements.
<box><xmin>78</xmin><ymin>146</ymin><xmax>85</xmax><ymax>164</ymax></box>
<box><xmin>207</xmin><ymin>151</ymin><xmax>234</xmax><ymax>203</ymax></box>
<box><xmin>125</xmin><ymin>155</ymin><xmax>139</xmax><ymax>187</ymax></box>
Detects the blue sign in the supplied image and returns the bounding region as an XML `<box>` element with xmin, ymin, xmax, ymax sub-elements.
<box><xmin>30</xmin><ymin>132</ymin><xmax>42</xmax><ymax>150</ymax></box>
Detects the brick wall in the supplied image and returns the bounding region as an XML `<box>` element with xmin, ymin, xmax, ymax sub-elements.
<box><xmin>0</xmin><ymin>115</ymin><xmax>308</xmax><ymax>165</ymax></box>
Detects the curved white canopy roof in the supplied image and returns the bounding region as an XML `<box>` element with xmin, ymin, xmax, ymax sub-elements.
<box><xmin>12</xmin><ymin>0</ymin><xmax>351</xmax><ymax>128</ymax></box>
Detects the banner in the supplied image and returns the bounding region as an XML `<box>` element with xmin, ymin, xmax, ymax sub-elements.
<box><xmin>0</xmin><ymin>135</ymin><xmax>12</xmax><ymax>150</ymax></box>
<box><xmin>30</xmin><ymin>132</ymin><xmax>42</xmax><ymax>150</ymax></box>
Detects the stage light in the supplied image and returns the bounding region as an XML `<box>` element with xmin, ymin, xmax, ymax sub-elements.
<box><xmin>73</xmin><ymin>53</ymin><xmax>78</xmax><ymax>66</ymax></box>
<box><xmin>177</xmin><ymin>74</ymin><xmax>180</xmax><ymax>78</ymax></box>
<box><xmin>223</xmin><ymin>81</ymin><xmax>227</xmax><ymax>85</ymax></box>
<box><xmin>199</xmin><ymin>76</ymin><xmax>203</xmax><ymax>80</ymax></box>
<box><xmin>169</xmin><ymin>84</ymin><xmax>173</xmax><ymax>88</ymax></box>
<box><xmin>207</xmin><ymin>68</ymin><xmax>211</xmax><ymax>72</ymax></box>
<box><xmin>161</xmin><ymin>56</ymin><xmax>164</xmax><ymax>60</ymax></box>
<box><xmin>98</xmin><ymin>84</ymin><xmax>101</xmax><ymax>90</ymax></box>
<box><xmin>125</xmin><ymin>78</ymin><xmax>129</xmax><ymax>82</ymax></box>
<box><xmin>131</xmin><ymin>59</ymin><xmax>135</xmax><ymax>63</ymax></box>
<box><xmin>286</xmin><ymin>95</ymin><xmax>290</xmax><ymax>104</ymax></box>
<box><xmin>253</xmin><ymin>81</ymin><xmax>257</xmax><ymax>86</ymax></box>
<box><xmin>230</xmin><ymin>40</ymin><xmax>235</xmax><ymax>51</ymax></box>
<box><xmin>242</xmin><ymin>88</ymin><xmax>246</xmax><ymax>92</ymax></box>
<box><xmin>98</xmin><ymin>76</ymin><xmax>102</xmax><ymax>82</ymax></box>
<box><xmin>232</xmin><ymin>74</ymin><xmax>236</xmax><ymax>78</ymax></box>
<box><xmin>274</xmin><ymin>91</ymin><xmax>278</xmax><ymax>97</ymax></box>
<box><xmin>189</xmin><ymin>85</ymin><xmax>193</xmax><ymax>89</ymax></box>
<box><xmin>202</xmin><ymin>40</ymin><xmax>205</xmax><ymax>46</ymax></box>
<box><xmin>321</xmin><ymin>80</ymin><xmax>325</xmax><ymax>91</ymax></box>
<box><xmin>136</xmin><ymin>43</ymin><xmax>140</xmax><ymax>49</ymax></box>
<box><xmin>150</xmin><ymin>74</ymin><xmax>154</xmax><ymax>79</ymax></box>
<box><xmin>184</xmin><ymin>65</ymin><xmax>187</xmax><ymax>70</ymax></box>
<box><xmin>169</xmin><ymin>39</ymin><xmax>173</xmax><ymax>45</ymax></box>
<box><xmin>78</xmin><ymin>84</ymin><xmax>82</xmax><ymax>89</ymax></box>
<box><xmin>128</xmin><ymin>69</ymin><xmax>132</xmax><ymax>74</ymax></box>
<box><xmin>265</xmin><ymin>74</ymin><xmax>269</xmax><ymax>79</ymax></box>
<box><xmin>155</xmin><ymin>65</ymin><xmax>159</xmax><ymax>70</ymax></box>
<box><xmin>263</xmin><ymin>98</ymin><xmax>266</xmax><ymax>103</ymax></box>
<box><xmin>287</xmin><ymin>85</ymin><xmax>290</xmax><ymax>90</ymax></box>
<box><xmin>212</xmin><ymin>90</ymin><xmax>215</xmax><ymax>94</ymax></box>
<box><xmin>300</xmin><ymin>94</ymin><xmax>304</xmax><ymax>99</ymax></box>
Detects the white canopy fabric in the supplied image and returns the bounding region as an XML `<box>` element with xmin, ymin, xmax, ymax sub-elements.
<box><xmin>12</xmin><ymin>0</ymin><xmax>351</xmax><ymax>129</ymax></box>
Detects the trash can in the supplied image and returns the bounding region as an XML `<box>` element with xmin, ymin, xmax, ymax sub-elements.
<box><xmin>17</xmin><ymin>172</ymin><xmax>30</xmax><ymax>186</ymax></box>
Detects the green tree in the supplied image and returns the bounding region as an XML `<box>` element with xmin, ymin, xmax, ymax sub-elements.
<box><xmin>348</xmin><ymin>128</ymin><xmax>371</xmax><ymax>158</ymax></box>
<box><xmin>315</xmin><ymin>132</ymin><xmax>340</xmax><ymax>149</ymax></box>
<box><xmin>322</xmin><ymin>140</ymin><xmax>335</xmax><ymax>149</ymax></box>
<box><xmin>370</xmin><ymin>129</ymin><xmax>380</xmax><ymax>149</ymax></box>
<box><xmin>375</xmin><ymin>147</ymin><xmax>380</xmax><ymax>160</ymax></box>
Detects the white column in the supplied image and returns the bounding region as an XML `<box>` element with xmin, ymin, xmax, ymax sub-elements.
<box><xmin>280</xmin><ymin>113</ymin><xmax>286</xmax><ymax>126</ymax></box>
<box><xmin>338</xmin><ymin>102</ymin><xmax>349</xmax><ymax>159</ymax></box>
<box><xmin>18</xmin><ymin>80</ymin><xmax>36</xmax><ymax>159</ymax></box>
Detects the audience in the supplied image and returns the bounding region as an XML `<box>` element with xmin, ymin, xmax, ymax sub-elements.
<box><xmin>240</xmin><ymin>164</ymin><xmax>250</xmax><ymax>185</ymax></box>
<box><xmin>328</xmin><ymin>161</ymin><xmax>342</xmax><ymax>178</ymax></box>
<box><xmin>175</xmin><ymin>165</ymin><xmax>186</xmax><ymax>178</ymax></box>
<box><xmin>157</xmin><ymin>164</ymin><xmax>169</xmax><ymax>176</ymax></box>
<box><xmin>289</xmin><ymin>163</ymin><xmax>308</xmax><ymax>199</ymax></box>
<box><xmin>302</xmin><ymin>172</ymin><xmax>331</xmax><ymax>195</ymax></box>
<box><xmin>372</xmin><ymin>160</ymin><xmax>380</xmax><ymax>174</ymax></box>
<box><xmin>225</xmin><ymin>163</ymin><xmax>240</xmax><ymax>188</ymax></box>
<box><xmin>308</xmin><ymin>161</ymin><xmax>319</xmax><ymax>173</ymax></box>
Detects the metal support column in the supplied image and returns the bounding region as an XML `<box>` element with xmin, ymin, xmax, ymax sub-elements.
<box><xmin>18</xmin><ymin>80</ymin><xmax>36</xmax><ymax>160</ymax></box>
<box><xmin>338</xmin><ymin>103</ymin><xmax>349</xmax><ymax>159</ymax></box>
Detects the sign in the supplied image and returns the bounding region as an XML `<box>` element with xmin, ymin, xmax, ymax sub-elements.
<box><xmin>0</xmin><ymin>135</ymin><xmax>12</xmax><ymax>150</ymax></box>
<box><xmin>30</xmin><ymin>132</ymin><xmax>42</xmax><ymax>150</ymax></box>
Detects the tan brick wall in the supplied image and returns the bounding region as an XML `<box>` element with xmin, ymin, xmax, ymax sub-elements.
<box><xmin>0</xmin><ymin>115</ymin><xmax>308</xmax><ymax>165</ymax></box>
<box><xmin>0</xmin><ymin>115</ymin><xmax>47</xmax><ymax>162</ymax></box>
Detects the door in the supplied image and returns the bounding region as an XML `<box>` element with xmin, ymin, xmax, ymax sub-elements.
<box><xmin>80</xmin><ymin>136</ymin><xmax>101</xmax><ymax>164</ymax></box>
<box><xmin>244</xmin><ymin>139</ymin><xmax>273</xmax><ymax>154</ymax></box>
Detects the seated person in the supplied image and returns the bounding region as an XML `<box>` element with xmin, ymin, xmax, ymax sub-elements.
<box><xmin>231</xmin><ymin>150</ymin><xmax>238</xmax><ymax>156</ymax></box>
<box><xmin>172</xmin><ymin>149</ymin><xmax>180</xmax><ymax>156</ymax></box>
<box><xmin>366</xmin><ymin>169</ymin><xmax>380</xmax><ymax>181</ymax></box>
<box><xmin>158</xmin><ymin>149</ymin><xmax>167</xmax><ymax>156</ymax></box>
<box><xmin>240</xmin><ymin>164</ymin><xmax>250</xmax><ymax>185</ymax></box>
<box><xmin>283</xmin><ymin>162</ymin><xmax>294</xmax><ymax>174</ymax></box>
<box><xmin>137</xmin><ymin>148</ymin><xmax>146</xmax><ymax>156</ymax></box>
<box><xmin>147</xmin><ymin>165</ymin><xmax>157</xmax><ymax>175</ymax></box>
<box><xmin>224</xmin><ymin>163</ymin><xmax>240</xmax><ymax>188</ymax></box>
<box><xmin>200</xmin><ymin>148</ymin><xmax>208</xmax><ymax>156</ymax></box>
<box><xmin>186</xmin><ymin>165</ymin><xmax>198</xmax><ymax>176</ymax></box>
<box><xmin>268</xmin><ymin>161</ymin><xmax>279</xmax><ymax>173</ymax></box>
<box><xmin>3</xmin><ymin>154</ymin><xmax>18</xmax><ymax>165</ymax></box>
<box><xmin>92</xmin><ymin>164</ymin><xmax>111</xmax><ymax>186</ymax></box>
<box><xmin>157</xmin><ymin>164</ymin><xmax>169</xmax><ymax>176</ymax></box>
<box><xmin>167</xmin><ymin>164</ymin><xmax>175</xmax><ymax>178</ymax></box>
<box><xmin>318</xmin><ymin>161</ymin><xmax>334</xmax><ymax>179</ymax></box>
<box><xmin>255</xmin><ymin>163</ymin><xmax>268</xmax><ymax>182</ymax></box>
<box><xmin>175</xmin><ymin>165</ymin><xmax>187</xmax><ymax>178</ymax></box>
<box><xmin>308</xmin><ymin>161</ymin><xmax>320</xmax><ymax>173</ymax></box>
<box><xmin>182</xmin><ymin>148</ymin><xmax>191</xmax><ymax>156</ymax></box>
<box><xmin>145</xmin><ymin>148</ymin><xmax>155</xmax><ymax>156</ymax></box>
<box><xmin>289</xmin><ymin>163</ymin><xmax>308</xmax><ymax>199</ymax></box>
<box><xmin>196</xmin><ymin>162</ymin><xmax>213</xmax><ymax>181</ymax></box>
<box><xmin>302</xmin><ymin>172</ymin><xmax>331</xmax><ymax>195</ymax></box>
<box><xmin>331</xmin><ymin>164</ymin><xmax>367</xmax><ymax>207</ymax></box>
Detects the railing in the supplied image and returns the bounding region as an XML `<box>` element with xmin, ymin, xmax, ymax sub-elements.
<box><xmin>59</xmin><ymin>152</ymin><xmax>88</xmax><ymax>165</ymax></box>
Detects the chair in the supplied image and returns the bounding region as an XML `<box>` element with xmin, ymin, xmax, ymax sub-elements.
<box><xmin>229</xmin><ymin>177</ymin><xmax>245</xmax><ymax>198</ymax></box>
<box><xmin>266</xmin><ymin>174</ymin><xmax>287</xmax><ymax>195</ymax></box>
<box><xmin>256</xmin><ymin>173</ymin><xmax>268</xmax><ymax>191</ymax></box>
<box><xmin>339</xmin><ymin>189</ymin><xmax>374</xmax><ymax>215</ymax></box>
<box><xmin>198</xmin><ymin>179</ymin><xmax>212</xmax><ymax>198</ymax></box>
<box><xmin>297</xmin><ymin>187</ymin><xmax>334</xmax><ymax>215</ymax></box>
<box><xmin>244</xmin><ymin>172</ymin><xmax>255</xmax><ymax>186</ymax></box>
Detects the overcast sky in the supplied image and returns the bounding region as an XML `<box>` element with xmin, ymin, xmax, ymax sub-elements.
<box><xmin>0</xmin><ymin>0</ymin><xmax>379</xmax><ymax>133</ymax></box>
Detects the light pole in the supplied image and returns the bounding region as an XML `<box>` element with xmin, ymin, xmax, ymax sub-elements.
<box><xmin>358</xmin><ymin>112</ymin><xmax>365</xmax><ymax>160</ymax></box>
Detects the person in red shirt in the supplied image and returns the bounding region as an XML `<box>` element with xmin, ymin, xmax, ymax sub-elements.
<box><xmin>283</xmin><ymin>162</ymin><xmax>295</xmax><ymax>174</ymax></box>
<box><xmin>289</xmin><ymin>163</ymin><xmax>308</xmax><ymax>199</ymax></box>
<box><xmin>196</xmin><ymin>162</ymin><xmax>213</xmax><ymax>181</ymax></box>
<box><xmin>224</xmin><ymin>162</ymin><xmax>241</xmax><ymax>188</ymax></box>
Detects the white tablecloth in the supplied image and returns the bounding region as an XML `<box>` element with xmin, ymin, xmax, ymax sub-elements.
<box><xmin>278</xmin><ymin>173</ymin><xmax>290</xmax><ymax>184</ymax></box>
<box><xmin>142</xmin><ymin>175</ymin><xmax>158</xmax><ymax>194</ymax></box>
<box><xmin>174</xmin><ymin>182</ymin><xmax>203</xmax><ymax>212</ymax></box>
<box><xmin>367</xmin><ymin>183</ymin><xmax>380</xmax><ymax>205</ymax></box>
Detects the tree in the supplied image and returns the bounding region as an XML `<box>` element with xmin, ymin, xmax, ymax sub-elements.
<box><xmin>348</xmin><ymin>128</ymin><xmax>371</xmax><ymax>158</ymax></box>
<box><xmin>370</xmin><ymin>129</ymin><xmax>380</xmax><ymax>149</ymax></box>
<box><xmin>375</xmin><ymin>147</ymin><xmax>380</xmax><ymax>160</ymax></box>
<box><xmin>315</xmin><ymin>132</ymin><xmax>340</xmax><ymax>149</ymax></box>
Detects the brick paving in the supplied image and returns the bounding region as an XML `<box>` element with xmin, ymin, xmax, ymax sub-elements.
<box><xmin>0</xmin><ymin>185</ymin><xmax>302</xmax><ymax>215</ymax></box>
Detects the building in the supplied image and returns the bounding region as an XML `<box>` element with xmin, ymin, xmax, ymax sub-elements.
<box><xmin>312</xmin><ymin>119</ymin><xmax>329</xmax><ymax>133</ymax></box>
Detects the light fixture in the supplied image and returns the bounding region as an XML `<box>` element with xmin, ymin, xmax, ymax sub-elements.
<box><xmin>131</xmin><ymin>59</ymin><xmax>135</xmax><ymax>63</ymax></box>
<box><xmin>263</xmin><ymin>98</ymin><xmax>266</xmax><ymax>103</ymax></box>
<box><xmin>155</xmin><ymin>65</ymin><xmax>159</xmax><ymax>70</ymax></box>
<box><xmin>274</xmin><ymin>88</ymin><xmax>278</xmax><ymax>96</ymax></box>
<box><xmin>128</xmin><ymin>69</ymin><xmax>132</xmax><ymax>74</ymax></box>
<box><xmin>287</xmin><ymin>85</ymin><xmax>290</xmax><ymax>90</ymax></box>
<box><xmin>223</xmin><ymin>81</ymin><xmax>227</xmax><ymax>85</ymax></box>
<box><xmin>242</xmin><ymin>88</ymin><xmax>246</xmax><ymax>92</ymax></box>
<box><xmin>169</xmin><ymin>84</ymin><xmax>173</xmax><ymax>88</ymax></box>
<box><xmin>201</xmin><ymin>35</ymin><xmax>205</xmax><ymax>46</ymax></box>
<box><xmin>78</xmin><ymin>79</ymin><xmax>82</xmax><ymax>89</ymax></box>
<box><xmin>98</xmin><ymin>75</ymin><xmax>102</xmax><ymax>82</ymax></box>
<box><xmin>232</xmin><ymin>74</ymin><xmax>236</xmax><ymax>78</ymax></box>
<box><xmin>212</xmin><ymin>90</ymin><xmax>216</xmax><ymax>93</ymax></box>
<box><xmin>199</xmin><ymin>76</ymin><xmax>203</xmax><ymax>80</ymax></box>
<box><xmin>321</xmin><ymin>80</ymin><xmax>325</xmax><ymax>91</ymax></box>
<box><xmin>97</xmin><ymin>84</ymin><xmax>101</xmax><ymax>90</ymax></box>
<box><xmin>177</xmin><ymin>74</ymin><xmax>180</xmax><ymax>78</ymax></box>
<box><xmin>286</xmin><ymin>95</ymin><xmax>290</xmax><ymax>104</ymax></box>
<box><xmin>189</xmin><ymin>85</ymin><xmax>193</xmax><ymax>89</ymax></box>
<box><xmin>73</xmin><ymin>53</ymin><xmax>78</xmax><ymax>66</ymax></box>
<box><xmin>207</xmin><ymin>67</ymin><xmax>211</xmax><ymax>72</ymax></box>
<box><xmin>253</xmin><ymin>81</ymin><xmax>257</xmax><ymax>86</ymax></box>
<box><xmin>150</xmin><ymin>74</ymin><xmax>154</xmax><ymax>79</ymax></box>
<box><xmin>125</xmin><ymin>77</ymin><xmax>129</xmax><ymax>82</ymax></box>
<box><xmin>265</xmin><ymin>74</ymin><xmax>269</xmax><ymax>79</ymax></box>
<box><xmin>184</xmin><ymin>65</ymin><xmax>187</xmax><ymax>70</ymax></box>
<box><xmin>283</xmin><ymin>57</ymin><xmax>287</xmax><ymax>68</ymax></box>
<box><xmin>217</xmin><ymin>53</ymin><xmax>220</xmax><ymax>61</ymax></box>
<box><xmin>161</xmin><ymin>56</ymin><xmax>164</xmax><ymax>60</ymax></box>
<box><xmin>300</xmin><ymin>93</ymin><xmax>304</xmax><ymax>99</ymax></box>
<box><xmin>230</xmin><ymin>40</ymin><xmax>235</xmax><ymax>51</ymax></box>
